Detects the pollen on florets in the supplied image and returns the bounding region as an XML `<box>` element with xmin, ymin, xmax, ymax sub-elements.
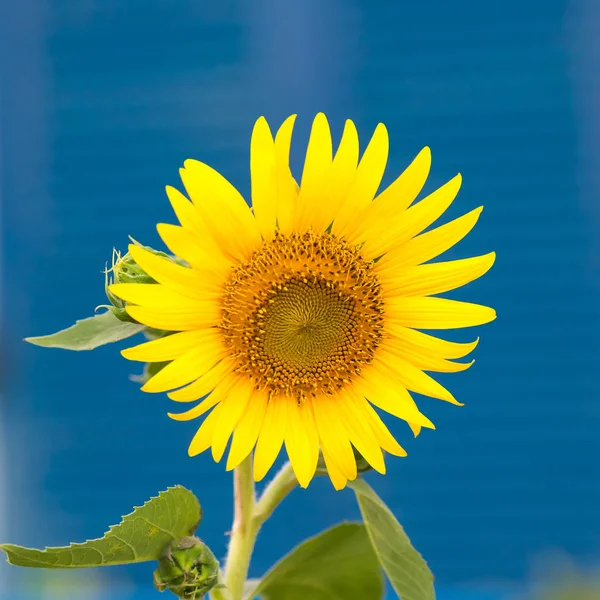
<box><xmin>220</xmin><ymin>230</ymin><xmax>384</xmax><ymax>399</ymax></box>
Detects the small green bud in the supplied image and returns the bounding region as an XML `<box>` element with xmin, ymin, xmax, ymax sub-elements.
<box><xmin>153</xmin><ymin>536</ymin><xmax>220</xmax><ymax>599</ymax></box>
<box><xmin>104</xmin><ymin>244</ymin><xmax>174</xmax><ymax>323</ymax></box>
<box><xmin>105</xmin><ymin>247</ymin><xmax>153</xmax><ymax>293</ymax></box>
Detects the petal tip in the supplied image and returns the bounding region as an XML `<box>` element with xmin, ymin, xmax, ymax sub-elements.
<box><xmin>373</xmin><ymin>462</ymin><xmax>386</xmax><ymax>475</ymax></box>
<box><xmin>331</xmin><ymin>479</ymin><xmax>347</xmax><ymax>491</ymax></box>
<box><xmin>344</xmin><ymin>118</ymin><xmax>357</xmax><ymax>132</ymax></box>
<box><xmin>107</xmin><ymin>283</ymin><xmax>121</xmax><ymax>297</ymax></box>
<box><xmin>252</xmin><ymin>116</ymin><xmax>272</xmax><ymax>136</ymax></box>
<box><xmin>374</xmin><ymin>122</ymin><xmax>389</xmax><ymax>136</ymax></box>
<box><xmin>120</xmin><ymin>347</ymin><xmax>133</xmax><ymax>359</ymax></box>
<box><xmin>211</xmin><ymin>445</ymin><xmax>226</xmax><ymax>464</ymax></box>
<box><xmin>183</xmin><ymin>159</ymin><xmax>202</xmax><ymax>171</ymax></box>
<box><xmin>140</xmin><ymin>381</ymin><xmax>158</xmax><ymax>393</ymax></box>
<box><xmin>253</xmin><ymin>466</ymin><xmax>266</xmax><ymax>483</ymax></box>
<box><xmin>313</xmin><ymin>112</ymin><xmax>330</xmax><ymax>128</ymax></box>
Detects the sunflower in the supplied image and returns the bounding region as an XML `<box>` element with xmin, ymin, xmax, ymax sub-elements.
<box><xmin>109</xmin><ymin>114</ymin><xmax>495</xmax><ymax>490</ymax></box>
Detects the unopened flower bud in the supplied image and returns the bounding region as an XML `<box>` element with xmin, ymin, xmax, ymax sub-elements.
<box><xmin>153</xmin><ymin>536</ymin><xmax>220</xmax><ymax>599</ymax></box>
<box><xmin>104</xmin><ymin>244</ymin><xmax>171</xmax><ymax>322</ymax></box>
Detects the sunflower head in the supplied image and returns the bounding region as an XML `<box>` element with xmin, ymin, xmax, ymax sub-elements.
<box><xmin>220</xmin><ymin>229</ymin><xmax>385</xmax><ymax>400</ymax></box>
<box><xmin>109</xmin><ymin>113</ymin><xmax>496</xmax><ymax>490</ymax></box>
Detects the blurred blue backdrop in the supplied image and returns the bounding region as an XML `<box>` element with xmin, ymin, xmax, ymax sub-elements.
<box><xmin>1</xmin><ymin>0</ymin><xmax>599</xmax><ymax>599</ymax></box>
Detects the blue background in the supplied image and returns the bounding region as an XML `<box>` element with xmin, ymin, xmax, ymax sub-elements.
<box><xmin>1</xmin><ymin>1</ymin><xmax>599</xmax><ymax>599</ymax></box>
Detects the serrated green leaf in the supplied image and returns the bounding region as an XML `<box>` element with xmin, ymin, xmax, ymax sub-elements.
<box><xmin>349</xmin><ymin>479</ymin><xmax>435</xmax><ymax>600</ymax></box>
<box><xmin>24</xmin><ymin>310</ymin><xmax>144</xmax><ymax>351</ymax></box>
<box><xmin>0</xmin><ymin>486</ymin><xmax>201</xmax><ymax>568</ymax></box>
<box><xmin>246</xmin><ymin>523</ymin><xmax>383</xmax><ymax>600</ymax></box>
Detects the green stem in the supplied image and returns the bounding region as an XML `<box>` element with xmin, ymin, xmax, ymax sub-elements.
<box><xmin>253</xmin><ymin>462</ymin><xmax>297</xmax><ymax>526</ymax></box>
<box><xmin>210</xmin><ymin>461</ymin><xmax>298</xmax><ymax>600</ymax></box>
<box><xmin>222</xmin><ymin>455</ymin><xmax>256</xmax><ymax>600</ymax></box>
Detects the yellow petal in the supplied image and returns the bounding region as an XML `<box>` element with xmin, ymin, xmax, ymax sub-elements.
<box><xmin>353</xmin><ymin>396</ymin><xmax>408</xmax><ymax>457</ymax></box>
<box><xmin>337</xmin><ymin>392</ymin><xmax>386</xmax><ymax>474</ymax></box>
<box><xmin>377</xmin><ymin>349</ymin><xmax>462</xmax><ymax>405</ymax></box>
<box><xmin>375</xmin><ymin>206</ymin><xmax>484</xmax><ymax>272</ymax></box>
<box><xmin>165</xmin><ymin>185</ymin><xmax>207</xmax><ymax>238</ymax></box>
<box><xmin>168</xmin><ymin>389</ymin><xmax>224</xmax><ymax>422</ymax></box>
<box><xmin>250</xmin><ymin>117</ymin><xmax>278</xmax><ymax>240</ymax></box>
<box><xmin>312</xmin><ymin>396</ymin><xmax>357</xmax><ymax>481</ymax></box>
<box><xmin>253</xmin><ymin>397</ymin><xmax>289</xmax><ymax>482</ymax></box>
<box><xmin>349</xmin><ymin>122</ymin><xmax>389</xmax><ymax>206</ymax></box>
<box><xmin>156</xmin><ymin>223</ymin><xmax>231</xmax><ymax>272</ymax></box>
<box><xmin>381</xmin><ymin>253</ymin><xmax>496</xmax><ymax>297</ymax></box>
<box><xmin>362</xmin><ymin>174</ymin><xmax>462</xmax><ymax>259</ymax></box>
<box><xmin>332</xmin><ymin>122</ymin><xmax>389</xmax><ymax>238</ymax></box>
<box><xmin>180</xmin><ymin>164</ymin><xmax>261</xmax><ymax>261</ymax></box>
<box><xmin>321</xmin><ymin>447</ymin><xmax>348</xmax><ymax>491</ymax></box>
<box><xmin>385</xmin><ymin>296</ymin><xmax>497</xmax><ymax>329</ymax></box>
<box><xmin>127</xmin><ymin>244</ymin><xmax>223</xmax><ymax>298</ymax></box>
<box><xmin>121</xmin><ymin>329</ymin><xmax>221</xmax><ymax>363</ymax></box>
<box><xmin>126</xmin><ymin>304</ymin><xmax>220</xmax><ymax>331</ymax></box>
<box><xmin>168</xmin><ymin>358</ymin><xmax>237</xmax><ymax>402</ymax></box>
<box><xmin>211</xmin><ymin>377</ymin><xmax>255</xmax><ymax>463</ymax></box>
<box><xmin>188</xmin><ymin>405</ymin><xmax>223</xmax><ymax>456</ymax></box>
<box><xmin>294</xmin><ymin>113</ymin><xmax>333</xmax><ymax>232</ymax></box>
<box><xmin>408</xmin><ymin>423</ymin><xmax>422</xmax><ymax>437</ymax></box>
<box><xmin>344</xmin><ymin>147</ymin><xmax>431</xmax><ymax>246</ymax></box>
<box><xmin>226</xmin><ymin>390</ymin><xmax>269</xmax><ymax>471</ymax></box>
<box><xmin>315</xmin><ymin>119</ymin><xmax>360</xmax><ymax>232</ymax></box>
<box><xmin>109</xmin><ymin>282</ymin><xmax>217</xmax><ymax>309</ymax></box>
<box><xmin>284</xmin><ymin>397</ymin><xmax>320</xmax><ymax>488</ymax></box>
<box><xmin>374</xmin><ymin>146</ymin><xmax>431</xmax><ymax>210</ymax></box>
<box><xmin>274</xmin><ymin>115</ymin><xmax>299</xmax><ymax>234</ymax></box>
<box><xmin>384</xmin><ymin>324</ymin><xmax>479</xmax><ymax>360</ymax></box>
<box><xmin>183</xmin><ymin>160</ymin><xmax>258</xmax><ymax>230</ymax></box>
<box><xmin>353</xmin><ymin>362</ymin><xmax>435</xmax><ymax>428</ymax></box>
<box><xmin>380</xmin><ymin>338</ymin><xmax>474</xmax><ymax>374</ymax></box>
<box><xmin>141</xmin><ymin>344</ymin><xmax>227</xmax><ymax>394</ymax></box>
<box><xmin>168</xmin><ymin>375</ymin><xmax>237</xmax><ymax>421</ymax></box>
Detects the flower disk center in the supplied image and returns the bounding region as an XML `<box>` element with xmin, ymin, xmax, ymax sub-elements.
<box><xmin>220</xmin><ymin>231</ymin><xmax>384</xmax><ymax>399</ymax></box>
